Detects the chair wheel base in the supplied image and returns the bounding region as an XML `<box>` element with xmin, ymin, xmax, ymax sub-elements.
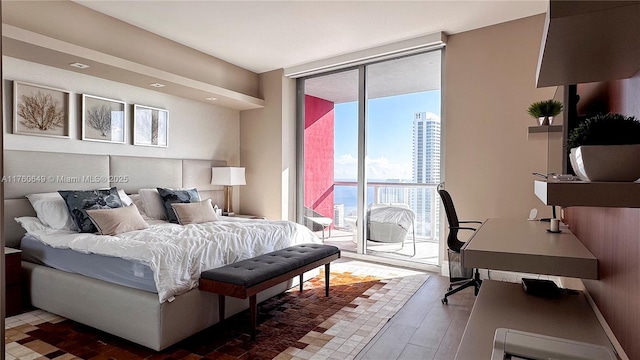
<box><xmin>447</xmin><ymin>286</ymin><xmax>452</xmax><ymax>291</ymax></box>
<box><xmin>441</xmin><ymin>298</ymin><xmax>448</xmax><ymax>305</ymax></box>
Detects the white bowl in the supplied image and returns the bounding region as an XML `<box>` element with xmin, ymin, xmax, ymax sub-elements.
<box><xmin>570</xmin><ymin>145</ymin><xmax>640</xmax><ymax>182</ymax></box>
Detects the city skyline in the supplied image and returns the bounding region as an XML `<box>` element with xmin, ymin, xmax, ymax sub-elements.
<box><xmin>333</xmin><ymin>107</ymin><xmax>442</xmax><ymax>239</ymax></box>
<box><xmin>411</xmin><ymin>111</ymin><xmax>441</xmax><ymax>236</ymax></box>
<box><xmin>333</xmin><ymin>90</ymin><xmax>441</xmax><ymax>181</ymax></box>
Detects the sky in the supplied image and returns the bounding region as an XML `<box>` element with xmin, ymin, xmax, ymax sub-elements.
<box><xmin>334</xmin><ymin>90</ymin><xmax>441</xmax><ymax>181</ymax></box>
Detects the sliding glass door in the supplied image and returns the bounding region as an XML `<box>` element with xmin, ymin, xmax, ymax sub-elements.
<box><xmin>365</xmin><ymin>52</ymin><xmax>441</xmax><ymax>264</ymax></box>
<box><xmin>301</xmin><ymin>70</ymin><xmax>359</xmax><ymax>246</ymax></box>
<box><xmin>298</xmin><ymin>50</ymin><xmax>442</xmax><ymax>267</ymax></box>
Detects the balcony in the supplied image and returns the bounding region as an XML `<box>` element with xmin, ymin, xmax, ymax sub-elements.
<box><xmin>312</xmin><ymin>181</ymin><xmax>440</xmax><ymax>267</ymax></box>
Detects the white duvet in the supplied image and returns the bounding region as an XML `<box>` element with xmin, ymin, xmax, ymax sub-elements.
<box><xmin>16</xmin><ymin>217</ymin><xmax>320</xmax><ymax>303</ymax></box>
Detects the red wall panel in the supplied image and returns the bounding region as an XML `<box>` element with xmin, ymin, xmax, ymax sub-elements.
<box><xmin>304</xmin><ymin>95</ymin><xmax>334</xmax><ymax>221</ymax></box>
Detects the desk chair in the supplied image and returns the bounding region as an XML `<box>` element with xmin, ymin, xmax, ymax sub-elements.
<box><xmin>437</xmin><ymin>184</ymin><xmax>483</xmax><ymax>304</ymax></box>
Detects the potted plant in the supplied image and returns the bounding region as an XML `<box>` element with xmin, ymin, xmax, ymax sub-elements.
<box><xmin>567</xmin><ymin>113</ymin><xmax>640</xmax><ymax>182</ymax></box>
<box><xmin>527</xmin><ymin>99</ymin><xmax>563</xmax><ymax>125</ymax></box>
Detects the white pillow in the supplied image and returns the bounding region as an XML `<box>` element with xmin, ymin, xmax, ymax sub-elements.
<box><xmin>117</xmin><ymin>189</ymin><xmax>133</xmax><ymax>206</ymax></box>
<box><xmin>25</xmin><ymin>192</ymin><xmax>77</xmax><ymax>231</ymax></box>
<box><xmin>128</xmin><ymin>194</ymin><xmax>149</xmax><ymax>218</ymax></box>
<box><xmin>15</xmin><ymin>216</ymin><xmax>48</xmax><ymax>233</ymax></box>
<box><xmin>138</xmin><ymin>188</ymin><xmax>167</xmax><ymax>220</ymax></box>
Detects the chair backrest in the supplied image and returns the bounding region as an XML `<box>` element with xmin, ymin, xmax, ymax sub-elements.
<box><xmin>437</xmin><ymin>185</ymin><xmax>467</xmax><ymax>252</ymax></box>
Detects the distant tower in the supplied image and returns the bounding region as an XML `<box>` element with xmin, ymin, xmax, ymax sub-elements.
<box><xmin>411</xmin><ymin>112</ymin><xmax>441</xmax><ymax>237</ymax></box>
<box><xmin>333</xmin><ymin>204</ymin><xmax>345</xmax><ymax>227</ymax></box>
<box><xmin>379</xmin><ymin>180</ymin><xmax>409</xmax><ymax>204</ymax></box>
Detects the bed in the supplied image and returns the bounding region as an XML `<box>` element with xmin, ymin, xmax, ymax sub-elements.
<box><xmin>4</xmin><ymin>150</ymin><xmax>319</xmax><ymax>350</ymax></box>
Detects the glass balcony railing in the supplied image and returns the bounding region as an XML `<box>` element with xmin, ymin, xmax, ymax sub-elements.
<box><xmin>332</xmin><ymin>181</ymin><xmax>440</xmax><ymax>242</ymax></box>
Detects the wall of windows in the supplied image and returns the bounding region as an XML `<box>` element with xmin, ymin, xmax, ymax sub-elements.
<box><xmin>298</xmin><ymin>50</ymin><xmax>443</xmax><ymax>267</ymax></box>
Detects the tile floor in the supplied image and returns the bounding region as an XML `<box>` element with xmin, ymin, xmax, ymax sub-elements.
<box><xmin>4</xmin><ymin>259</ymin><xmax>438</xmax><ymax>360</ymax></box>
<box><xmin>276</xmin><ymin>261</ymin><xmax>428</xmax><ymax>360</ymax></box>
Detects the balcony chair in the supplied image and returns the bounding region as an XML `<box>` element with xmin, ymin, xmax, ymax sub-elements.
<box><xmin>367</xmin><ymin>204</ymin><xmax>416</xmax><ymax>257</ymax></box>
<box><xmin>304</xmin><ymin>207</ymin><xmax>333</xmax><ymax>242</ymax></box>
<box><xmin>437</xmin><ymin>184</ymin><xmax>483</xmax><ymax>304</ymax></box>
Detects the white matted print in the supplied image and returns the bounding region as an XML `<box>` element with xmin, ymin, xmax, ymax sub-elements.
<box><xmin>134</xmin><ymin>104</ymin><xmax>168</xmax><ymax>147</ymax></box>
<box><xmin>82</xmin><ymin>94</ymin><xmax>126</xmax><ymax>143</ymax></box>
<box><xmin>13</xmin><ymin>81</ymin><xmax>70</xmax><ymax>138</ymax></box>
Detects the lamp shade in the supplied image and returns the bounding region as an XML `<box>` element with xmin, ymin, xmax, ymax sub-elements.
<box><xmin>211</xmin><ymin>167</ymin><xmax>246</xmax><ymax>186</ymax></box>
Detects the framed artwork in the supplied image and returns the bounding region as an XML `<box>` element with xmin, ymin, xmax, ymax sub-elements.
<box><xmin>82</xmin><ymin>94</ymin><xmax>126</xmax><ymax>143</ymax></box>
<box><xmin>13</xmin><ymin>81</ymin><xmax>70</xmax><ymax>138</ymax></box>
<box><xmin>133</xmin><ymin>104</ymin><xmax>169</xmax><ymax>147</ymax></box>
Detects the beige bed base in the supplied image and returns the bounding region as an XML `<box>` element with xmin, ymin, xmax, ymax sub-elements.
<box><xmin>4</xmin><ymin>150</ymin><xmax>293</xmax><ymax>350</ymax></box>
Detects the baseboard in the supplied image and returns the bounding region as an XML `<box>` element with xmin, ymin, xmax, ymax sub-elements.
<box><xmin>441</xmin><ymin>262</ymin><xmax>559</xmax><ymax>284</ymax></box>
<box><xmin>340</xmin><ymin>251</ymin><xmax>440</xmax><ymax>273</ymax></box>
<box><xmin>580</xmin><ymin>280</ymin><xmax>629</xmax><ymax>360</ymax></box>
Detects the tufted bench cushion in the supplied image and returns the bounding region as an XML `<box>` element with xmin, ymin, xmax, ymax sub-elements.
<box><xmin>200</xmin><ymin>244</ymin><xmax>340</xmax><ymax>287</ymax></box>
<box><xmin>199</xmin><ymin>243</ymin><xmax>340</xmax><ymax>339</ymax></box>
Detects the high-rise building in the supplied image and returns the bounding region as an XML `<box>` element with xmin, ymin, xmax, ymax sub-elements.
<box><xmin>411</xmin><ymin>112</ymin><xmax>440</xmax><ymax>238</ymax></box>
<box><xmin>333</xmin><ymin>204</ymin><xmax>345</xmax><ymax>228</ymax></box>
<box><xmin>378</xmin><ymin>180</ymin><xmax>409</xmax><ymax>204</ymax></box>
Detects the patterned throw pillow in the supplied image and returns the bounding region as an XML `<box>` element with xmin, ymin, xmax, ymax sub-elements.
<box><xmin>58</xmin><ymin>187</ymin><xmax>123</xmax><ymax>233</ymax></box>
<box><xmin>156</xmin><ymin>187</ymin><xmax>200</xmax><ymax>223</ymax></box>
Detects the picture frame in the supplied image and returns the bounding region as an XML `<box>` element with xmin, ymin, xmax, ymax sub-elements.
<box><xmin>133</xmin><ymin>104</ymin><xmax>169</xmax><ymax>147</ymax></box>
<box><xmin>82</xmin><ymin>94</ymin><xmax>126</xmax><ymax>144</ymax></box>
<box><xmin>13</xmin><ymin>81</ymin><xmax>70</xmax><ymax>138</ymax></box>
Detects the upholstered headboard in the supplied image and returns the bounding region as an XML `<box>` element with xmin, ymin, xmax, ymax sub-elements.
<box><xmin>4</xmin><ymin>150</ymin><xmax>226</xmax><ymax>248</ymax></box>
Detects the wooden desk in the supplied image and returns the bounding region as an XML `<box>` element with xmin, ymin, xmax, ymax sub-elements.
<box><xmin>456</xmin><ymin>280</ymin><xmax>614</xmax><ymax>359</ymax></box>
<box><xmin>461</xmin><ymin>218</ymin><xmax>598</xmax><ymax>279</ymax></box>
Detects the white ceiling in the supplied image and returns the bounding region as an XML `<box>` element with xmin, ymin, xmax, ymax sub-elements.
<box><xmin>74</xmin><ymin>0</ymin><xmax>547</xmax><ymax>74</ymax></box>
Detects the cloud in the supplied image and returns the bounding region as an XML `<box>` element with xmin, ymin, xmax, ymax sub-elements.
<box><xmin>334</xmin><ymin>154</ymin><xmax>412</xmax><ymax>180</ymax></box>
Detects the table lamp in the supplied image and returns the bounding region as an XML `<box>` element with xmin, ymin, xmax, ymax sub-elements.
<box><xmin>211</xmin><ymin>167</ymin><xmax>246</xmax><ymax>215</ymax></box>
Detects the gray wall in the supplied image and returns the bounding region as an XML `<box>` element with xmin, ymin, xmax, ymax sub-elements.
<box><xmin>444</xmin><ymin>14</ymin><xmax>555</xmax><ymax>223</ymax></box>
<box><xmin>240</xmin><ymin>69</ymin><xmax>297</xmax><ymax>221</ymax></box>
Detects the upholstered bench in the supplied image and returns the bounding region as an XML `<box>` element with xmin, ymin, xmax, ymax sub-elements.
<box><xmin>199</xmin><ymin>244</ymin><xmax>341</xmax><ymax>339</ymax></box>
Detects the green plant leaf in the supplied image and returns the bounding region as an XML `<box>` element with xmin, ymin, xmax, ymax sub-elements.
<box><xmin>567</xmin><ymin>113</ymin><xmax>640</xmax><ymax>148</ymax></box>
<box><xmin>527</xmin><ymin>99</ymin><xmax>563</xmax><ymax>119</ymax></box>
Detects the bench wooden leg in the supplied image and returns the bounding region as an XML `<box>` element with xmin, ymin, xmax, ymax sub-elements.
<box><xmin>250</xmin><ymin>295</ymin><xmax>257</xmax><ymax>340</ymax></box>
<box><xmin>218</xmin><ymin>294</ymin><xmax>225</xmax><ymax>323</ymax></box>
<box><xmin>299</xmin><ymin>274</ymin><xmax>303</xmax><ymax>292</ymax></box>
<box><xmin>325</xmin><ymin>263</ymin><xmax>330</xmax><ymax>297</ymax></box>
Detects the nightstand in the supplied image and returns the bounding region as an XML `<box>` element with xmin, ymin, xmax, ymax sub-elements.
<box><xmin>5</xmin><ymin>247</ymin><xmax>22</xmax><ymax>317</ymax></box>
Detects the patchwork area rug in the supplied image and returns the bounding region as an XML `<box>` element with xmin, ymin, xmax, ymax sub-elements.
<box><xmin>5</xmin><ymin>262</ymin><xmax>428</xmax><ymax>360</ymax></box>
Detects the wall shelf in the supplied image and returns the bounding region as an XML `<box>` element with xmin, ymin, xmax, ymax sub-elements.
<box><xmin>536</xmin><ymin>1</ymin><xmax>640</xmax><ymax>87</ymax></box>
<box><xmin>528</xmin><ymin>125</ymin><xmax>563</xmax><ymax>134</ymax></box>
<box><xmin>534</xmin><ymin>179</ymin><xmax>640</xmax><ymax>208</ymax></box>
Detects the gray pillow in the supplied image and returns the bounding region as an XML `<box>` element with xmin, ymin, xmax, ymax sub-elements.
<box><xmin>58</xmin><ymin>187</ymin><xmax>123</xmax><ymax>233</ymax></box>
<box><xmin>156</xmin><ymin>187</ymin><xmax>200</xmax><ymax>223</ymax></box>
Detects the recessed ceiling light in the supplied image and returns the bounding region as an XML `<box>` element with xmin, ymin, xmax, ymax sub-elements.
<box><xmin>205</xmin><ymin>97</ymin><xmax>217</xmax><ymax>101</ymax></box>
<box><xmin>69</xmin><ymin>62</ymin><xmax>90</xmax><ymax>69</ymax></box>
<box><xmin>150</xmin><ymin>83</ymin><xmax>165</xmax><ymax>88</ymax></box>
